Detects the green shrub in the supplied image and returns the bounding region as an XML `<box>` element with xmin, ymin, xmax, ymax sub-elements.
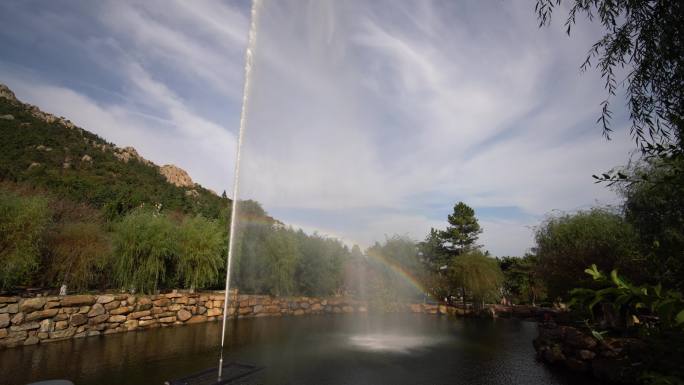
<box><xmin>46</xmin><ymin>221</ymin><xmax>111</xmax><ymax>291</ymax></box>
<box><xmin>571</xmin><ymin>264</ymin><xmax>684</xmax><ymax>331</ymax></box>
<box><xmin>0</xmin><ymin>191</ymin><xmax>50</xmax><ymax>289</ymax></box>
<box><xmin>535</xmin><ymin>208</ymin><xmax>644</xmax><ymax>300</ymax></box>
<box><xmin>112</xmin><ymin>209</ymin><xmax>177</xmax><ymax>293</ymax></box>
<box><xmin>176</xmin><ymin>216</ymin><xmax>225</xmax><ymax>290</ymax></box>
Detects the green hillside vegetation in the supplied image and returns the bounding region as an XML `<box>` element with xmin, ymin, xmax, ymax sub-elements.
<box><xmin>0</xmin><ymin>89</ymin><xmax>356</xmax><ymax>295</ymax></box>
<box><xmin>0</xmin><ymin>95</ymin><xmax>227</xmax><ymax>220</ymax></box>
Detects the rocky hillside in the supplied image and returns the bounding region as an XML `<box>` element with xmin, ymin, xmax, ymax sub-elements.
<box><xmin>0</xmin><ymin>83</ymin><xmax>228</xmax><ymax>219</ymax></box>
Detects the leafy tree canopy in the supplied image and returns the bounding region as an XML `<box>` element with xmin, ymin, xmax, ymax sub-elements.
<box><xmin>535</xmin><ymin>208</ymin><xmax>644</xmax><ymax>300</ymax></box>
<box><xmin>450</xmin><ymin>250</ymin><xmax>503</xmax><ymax>306</ymax></box>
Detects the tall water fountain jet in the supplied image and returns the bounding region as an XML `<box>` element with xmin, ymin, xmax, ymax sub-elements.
<box><xmin>218</xmin><ymin>0</ymin><xmax>261</xmax><ymax>381</ymax></box>
<box><xmin>227</xmin><ymin>0</ymin><xmax>435</xmax><ymax>360</ymax></box>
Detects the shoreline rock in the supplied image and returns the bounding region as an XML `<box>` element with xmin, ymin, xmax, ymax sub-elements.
<box><xmin>533</xmin><ymin>322</ymin><xmax>649</xmax><ymax>384</ymax></box>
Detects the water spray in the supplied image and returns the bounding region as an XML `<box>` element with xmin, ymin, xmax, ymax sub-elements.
<box><xmin>218</xmin><ymin>0</ymin><xmax>261</xmax><ymax>380</ymax></box>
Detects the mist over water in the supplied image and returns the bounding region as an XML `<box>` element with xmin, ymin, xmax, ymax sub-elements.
<box><xmin>348</xmin><ymin>333</ymin><xmax>440</xmax><ymax>353</ymax></box>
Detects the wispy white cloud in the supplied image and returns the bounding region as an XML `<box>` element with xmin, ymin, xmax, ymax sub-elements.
<box><xmin>0</xmin><ymin>0</ymin><xmax>634</xmax><ymax>256</ymax></box>
<box><xmin>238</xmin><ymin>0</ymin><xmax>633</xmax><ymax>255</ymax></box>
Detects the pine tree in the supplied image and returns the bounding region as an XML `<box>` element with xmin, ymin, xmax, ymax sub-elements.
<box><xmin>440</xmin><ymin>202</ymin><xmax>482</xmax><ymax>255</ymax></box>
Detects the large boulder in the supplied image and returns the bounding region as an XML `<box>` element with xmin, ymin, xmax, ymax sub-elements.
<box><xmin>69</xmin><ymin>313</ymin><xmax>88</xmax><ymax>327</ymax></box>
<box><xmin>565</xmin><ymin>328</ymin><xmax>597</xmax><ymax>350</ymax></box>
<box><xmin>25</xmin><ymin>308</ymin><xmax>59</xmax><ymax>321</ymax></box>
<box><xmin>0</xmin><ymin>313</ymin><xmax>10</xmax><ymax>328</ymax></box>
<box><xmin>177</xmin><ymin>309</ymin><xmax>192</xmax><ymax>322</ymax></box>
<box><xmin>20</xmin><ymin>298</ymin><xmax>46</xmax><ymax>312</ymax></box>
<box><xmin>127</xmin><ymin>310</ymin><xmax>151</xmax><ymax>320</ymax></box>
<box><xmin>160</xmin><ymin>165</ymin><xmax>194</xmax><ymax>188</ymax></box>
<box><xmin>87</xmin><ymin>303</ymin><xmax>105</xmax><ymax>317</ymax></box>
<box><xmin>0</xmin><ymin>297</ymin><xmax>18</xmax><ymax>304</ymax></box>
<box><xmin>96</xmin><ymin>295</ymin><xmax>115</xmax><ymax>304</ymax></box>
<box><xmin>61</xmin><ymin>295</ymin><xmax>96</xmax><ymax>307</ymax></box>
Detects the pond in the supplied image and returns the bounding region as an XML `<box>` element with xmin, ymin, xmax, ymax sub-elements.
<box><xmin>0</xmin><ymin>314</ymin><xmax>595</xmax><ymax>385</ymax></box>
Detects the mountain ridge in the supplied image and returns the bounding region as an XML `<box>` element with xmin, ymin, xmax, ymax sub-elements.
<box><xmin>0</xmin><ymin>83</ymin><xmax>228</xmax><ymax>219</ymax></box>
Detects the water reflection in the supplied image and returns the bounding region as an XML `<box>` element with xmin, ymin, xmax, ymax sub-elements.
<box><xmin>348</xmin><ymin>334</ymin><xmax>439</xmax><ymax>353</ymax></box>
<box><xmin>0</xmin><ymin>314</ymin><xmax>597</xmax><ymax>385</ymax></box>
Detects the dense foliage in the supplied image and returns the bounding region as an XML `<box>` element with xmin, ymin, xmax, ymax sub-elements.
<box><xmin>294</xmin><ymin>231</ymin><xmax>347</xmax><ymax>296</ymax></box>
<box><xmin>175</xmin><ymin>216</ymin><xmax>225</xmax><ymax>290</ymax></box>
<box><xmin>621</xmin><ymin>158</ymin><xmax>684</xmax><ymax>291</ymax></box>
<box><xmin>498</xmin><ymin>254</ymin><xmax>546</xmax><ymax>305</ymax></box>
<box><xmin>46</xmin><ymin>221</ymin><xmax>111</xmax><ymax>292</ymax></box>
<box><xmin>112</xmin><ymin>209</ymin><xmax>178</xmax><ymax>293</ymax></box>
<box><xmin>233</xmin><ymin>220</ymin><xmax>348</xmax><ymax>297</ymax></box>
<box><xmin>365</xmin><ymin>235</ymin><xmax>426</xmax><ymax>305</ymax></box>
<box><xmin>0</xmin><ymin>191</ymin><xmax>50</xmax><ymax>289</ymax></box>
<box><xmin>571</xmin><ymin>265</ymin><xmax>684</xmax><ymax>331</ymax></box>
<box><xmin>535</xmin><ymin>208</ymin><xmax>643</xmax><ymax>300</ymax></box>
<box><xmin>450</xmin><ymin>251</ymin><xmax>503</xmax><ymax>308</ymax></box>
<box><xmin>570</xmin><ymin>266</ymin><xmax>684</xmax><ymax>383</ymax></box>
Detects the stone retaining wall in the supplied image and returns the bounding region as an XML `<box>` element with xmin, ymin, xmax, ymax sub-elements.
<box><xmin>0</xmin><ymin>291</ymin><xmax>454</xmax><ymax>349</ymax></box>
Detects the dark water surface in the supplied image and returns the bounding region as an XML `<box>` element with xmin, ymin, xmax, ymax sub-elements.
<box><xmin>0</xmin><ymin>314</ymin><xmax>594</xmax><ymax>385</ymax></box>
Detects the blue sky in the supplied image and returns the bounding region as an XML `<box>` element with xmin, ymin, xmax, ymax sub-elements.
<box><xmin>0</xmin><ymin>1</ymin><xmax>634</xmax><ymax>256</ymax></box>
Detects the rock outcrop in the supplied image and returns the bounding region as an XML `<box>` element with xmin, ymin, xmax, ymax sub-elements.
<box><xmin>534</xmin><ymin>322</ymin><xmax>650</xmax><ymax>384</ymax></box>
<box><xmin>160</xmin><ymin>164</ymin><xmax>195</xmax><ymax>188</ymax></box>
<box><xmin>0</xmin><ymin>84</ymin><xmax>17</xmax><ymax>102</ymax></box>
<box><xmin>113</xmin><ymin>146</ymin><xmax>151</xmax><ymax>165</ymax></box>
<box><xmin>0</xmin><ymin>83</ymin><xmax>77</xmax><ymax>130</ymax></box>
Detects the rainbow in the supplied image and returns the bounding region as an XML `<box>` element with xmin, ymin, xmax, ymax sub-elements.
<box><xmin>364</xmin><ymin>250</ymin><xmax>430</xmax><ymax>296</ymax></box>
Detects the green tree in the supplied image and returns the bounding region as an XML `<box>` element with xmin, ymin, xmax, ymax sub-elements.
<box><xmin>535</xmin><ymin>208</ymin><xmax>643</xmax><ymax>300</ymax></box>
<box><xmin>418</xmin><ymin>228</ymin><xmax>449</xmax><ymax>270</ymax></box>
<box><xmin>0</xmin><ymin>191</ymin><xmax>50</xmax><ymax>289</ymax></box>
<box><xmin>112</xmin><ymin>209</ymin><xmax>177</xmax><ymax>293</ymax></box>
<box><xmin>418</xmin><ymin>202</ymin><xmax>483</xmax><ymax>302</ymax></box>
<box><xmin>295</xmin><ymin>231</ymin><xmax>347</xmax><ymax>296</ymax></box>
<box><xmin>175</xmin><ymin>216</ymin><xmax>225</xmax><ymax>291</ymax></box>
<box><xmin>233</xmin><ymin>223</ymin><xmax>302</xmax><ymax>296</ymax></box>
<box><xmin>232</xmin><ymin>221</ymin><xmax>271</xmax><ymax>293</ymax></box>
<box><xmin>262</xmin><ymin>227</ymin><xmax>299</xmax><ymax>296</ymax></box>
<box><xmin>366</xmin><ymin>235</ymin><xmax>425</xmax><ymax>303</ymax></box>
<box><xmin>450</xmin><ymin>250</ymin><xmax>504</xmax><ymax>309</ymax></box>
<box><xmin>622</xmin><ymin>158</ymin><xmax>684</xmax><ymax>290</ymax></box>
<box><xmin>441</xmin><ymin>202</ymin><xmax>482</xmax><ymax>255</ymax></box>
<box><xmin>536</xmin><ymin>0</ymin><xmax>683</xmax><ymax>157</ymax></box>
<box><xmin>350</xmin><ymin>244</ymin><xmax>363</xmax><ymax>259</ymax></box>
<box><xmin>499</xmin><ymin>254</ymin><xmax>546</xmax><ymax>305</ymax></box>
